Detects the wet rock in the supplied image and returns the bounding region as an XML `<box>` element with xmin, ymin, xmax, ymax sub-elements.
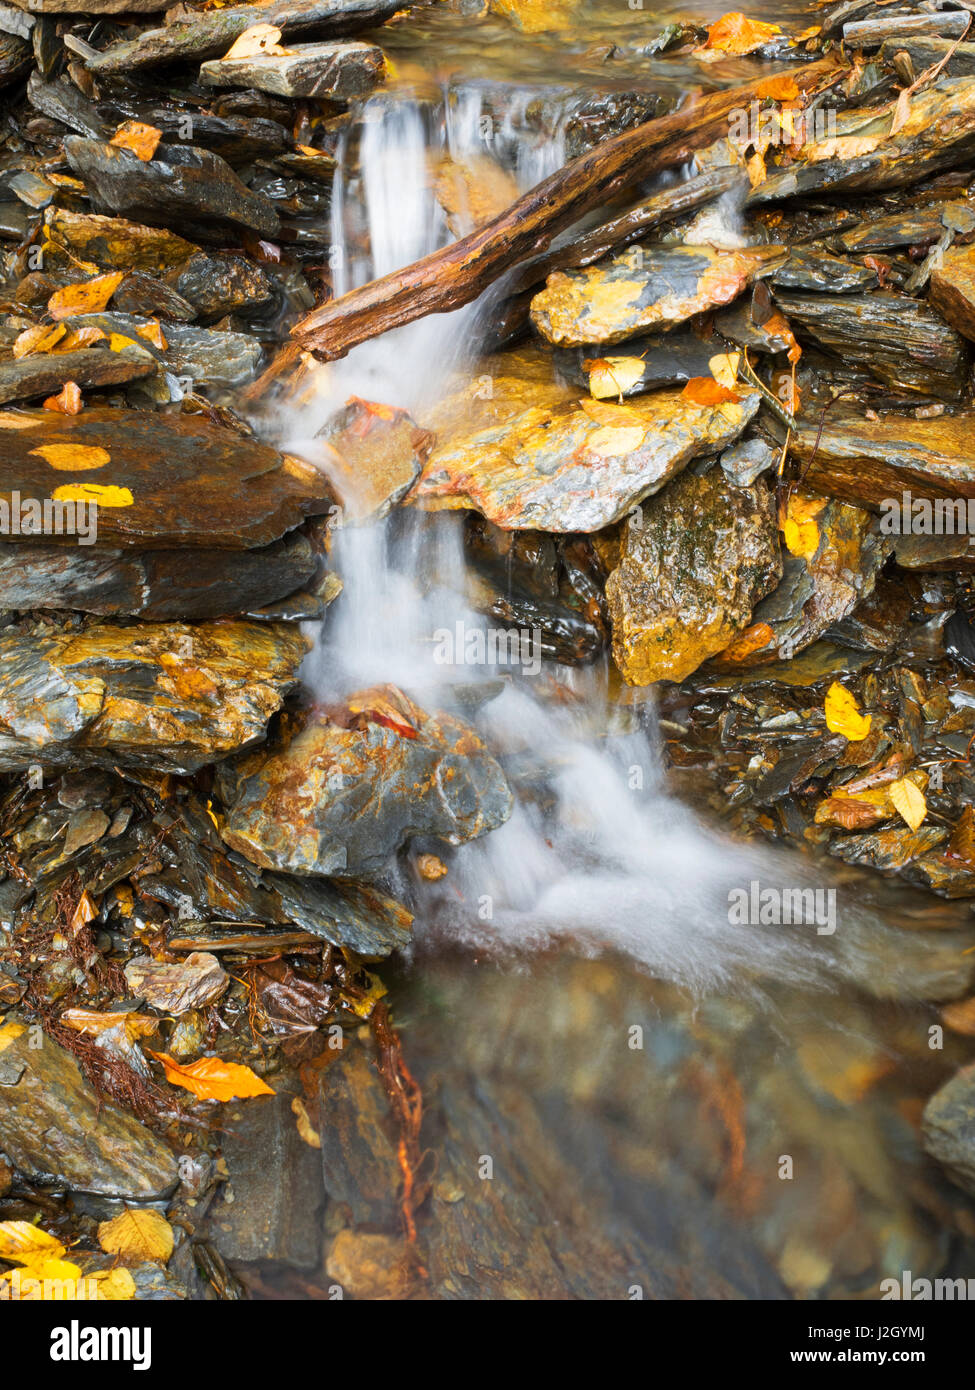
<box><xmin>316</xmin><ymin>1038</ymin><xmax>402</xmax><ymax>1226</ymax></box>
<box><xmin>774</xmin><ymin>290</ymin><xmax>971</xmax><ymax>401</ymax></box>
<box><xmin>929</xmin><ymin>243</ymin><xmax>975</xmax><ymax>342</ymax></box>
<box><xmin>605</xmin><ymin>467</ymin><xmax>781</xmax><ymax>686</ymax></box>
<box><xmin>922</xmin><ymin>1063</ymin><xmax>975</xmax><ymax>1198</ymax></box>
<box><xmin>64</xmin><ymin>137</ymin><xmax>279</xmax><ymax>242</ymax></box>
<box><xmin>200</xmin><ymin>41</ymin><xmax>384</xmax><ymax>100</ymax></box>
<box><xmin>23</xmin><ymin>0</ymin><xmax>165</xmax><ymax>9</ymax></box>
<box><xmin>531</xmin><ymin>244</ymin><xmax>784</xmax><ymax>347</ymax></box>
<box><xmin>316</xmin><ymin>398</ymin><xmax>433</xmax><ymax>523</ymax></box>
<box><xmin>43</xmin><ymin>205</ymin><xmax>198</xmax><ymax>274</ymax></box>
<box><xmin>0</xmin><ymin>343</ymin><xmax>156</xmax><ymax>405</ymax></box>
<box><xmin>894</xmin><ymin>532</ymin><xmax>975</xmax><ymax>571</ymax></box>
<box><xmin>208</xmin><ymin>1079</ymin><xmax>324</xmax><ymax>1268</ymax></box>
<box><xmin>65</xmin><ymin>313</ymin><xmax>264</xmax><ymax>391</ymax></box>
<box><xmin>749</xmin><ymin>78</ymin><xmax>975</xmax><ymax>204</ymax></box>
<box><xmin>110</xmin><ymin>273</ymin><xmax>197</xmax><ymax>323</ymax></box>
<box><xmin>26</xmin><ymin>71</ymin><xmax>112</xmax><ymax>140</ymax></box>
<box><xmin>770</xmin><ymin>247</ymin><xmax>878</xmax><ymax>294</ymax></box>
<box><xmin>720</xmin><ymin>436</ymin><xmax>775</xmax><ymax>486</ymax></box>
<box><xmin>0</xmin><ymin>408</ymin><xmax>331</xmax><ymax>549</ymax></box>
<box><xmin>839</xmin><ymin>207</ymin><xmax>952</xmax><ymax>254</ymax></box>
<box><xmin>0</xmin><ymin>531</ymin><xmax>318</xmax><ymax>620</ymax></box>
<box><xmin>326</xmin><ymin>1229</ymin><xmax>413</xmax><ymax>1300</ymax></box>
<box><xmin>411</xmin><ymin>388</ymin><xmax>760</xmax><ymax>532</ymax></box>
<box><xmin>794</xmin><ymin>408</ymin><xmax>975</xmax><ymax>509</ymax></box>
<box><xmin>0</xmin><ymin>30</ymin><xmax>30</xmax><ymax>87</ymax></box>
<box><xmin>0</xmin><ymin>618</ymin><xmax>308</xmax><ymax>773</ymax></box>
<box><xmin>218</xmin><ymin>685</ymin><xmax>513</xmax><ymax>879</ymax></box>
<box><xmin>747</xmin><ymin>500</ymin><xmax>891</xmax><ymax>663</ymax></box>
<box><xmin>830</xmin><ymin>824</ymin><xmax>948</xmax><ymax>871</ymax></box>
<box><xmin>879</xmin><ymin>35</ymin><xmax>975</xmax><ymax>80</ymax></box>
<box><xmin>84</xmin><ymin>0</ymin><xmax>401</xmax><ymax>75</ymax></box>
<box><xmin>124</xmin><ymin>952</ymin><xmax>228</xmax><ymax>1014</ymax></box>
<box><xmin>552</xmin><ymin>328</ymin><xmax>719</xmax><ymax>396</ymax></box>
<box><xmin>166</xmin><ymin>252</ymin><xmax>274</xmax><ymax>320</ymax></box>
<box><xmin>0</xmin><ymin>1014</ymin><xmax>177</xmax><ymax>1199</ymax></box>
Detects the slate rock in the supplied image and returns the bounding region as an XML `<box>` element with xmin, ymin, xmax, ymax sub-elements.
<box><xmin>199</xmin><ymin>41</ymin><xmax>385</xmax><ymax>101</ymax></box>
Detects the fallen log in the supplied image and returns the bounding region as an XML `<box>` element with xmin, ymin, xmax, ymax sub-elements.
<box><xmin>290</xmin><ymin>57</ymin><xmax>845</xmax><ymax>363</ymax></box>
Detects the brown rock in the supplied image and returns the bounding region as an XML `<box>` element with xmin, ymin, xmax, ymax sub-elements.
<box><xmin>930</xmin><ymin>243</ymin><xmax>975</xmax><ymax>342</ymax></box>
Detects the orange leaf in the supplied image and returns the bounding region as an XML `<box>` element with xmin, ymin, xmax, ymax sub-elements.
<box><xmin>13</xmin><ymin>323</ymin><xmax>66</xmax><ymax>359</ymax></box>
<box><xmin>150</xmin><ymin>1052</ymin><xmax>274</xmax><ymax>1102</ymax></box>
<box><xmin>755</xmin><ymin>74</ymin><xmax>799</xmax><ymax>101</ymax></box>
<box><xmin>70</xmin><ymin>890</ymin><xmax>97</xmax><ymax>933</ymax></box>
<box><xmin>43</xmin><ymin>381</ymin><xmax>83</xmax><ymax>415</ymax></box>
<box><xmin>681</xmin><ymin>376</ymin><xmax>741</xmax><ymax>405</ymax></box>
<box><xmin>706</xmin><ymin>12</ymin><xmax>781</xmax><ymax>54</ymax></box>
<box><xmin>48</xmin><ymin>272</ymin><xmax>126</xmax><ymax>321</ymax></box>
<box><xmin>135</xmin><ymin>321</ymin><xmax>167</xmax><ymax>350</ymax></box>
<box><xmin>109</xmin><ymin>121</ymin><xmax>162</xmax><ymax>162</ymax></box>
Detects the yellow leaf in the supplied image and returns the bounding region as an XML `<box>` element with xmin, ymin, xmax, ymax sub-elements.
<box><xmin>12</xmin><ymin>323</ymin><xmax>66</xmax><ymax>359</ymax></box>
<box><xmin>746</xmin><ymin>149</ymin><xmax>767</xmax><ymax>188</ymax></box>
<box><xmin>150</xmin><ymin>1051</ymin><xmax>274</xmax><ymax>1102</ymax></box>
<box><xmin>585</xmin><ymin>424</ymin><xmax>646</xmax><ymax>458</ymax></box>
<box><xmin>98</xmin><ymin>1209</ymin><xmax>173</xmax><ymax>1264</ymax></box>
<box><xmin>888</xmin><ymin>776</ymin><xmax>927</xmax><ymax>831</ymax></box>
<box><xmin>0</xmin><ymin>1221</ymin><xmax>66</xmax><ymax>1262</ymax></box>
<box><xmin>779</xmin><ymin>494</ymin><xmax>824</xmax><ymax>559</ymax></box>
<box><xmin>889</xmin><ymin>88</ymin><xmax>911</xmax><ymax>138</ymax></box>
<box><xmin>224</xmin><ymin>23</ymin><xmax>287</xmax><ymax>59</ymax></box>
<box><xmin>61</xmin><ymin>1008</ymin><xmax>158</xmax><ymax>1040</ymax></box>
<box><xmin>109</xmin><ymin>121</ymin><xmax>162</xmax><ymax>162</ymax></box>
<box><xmin>90</xmin><ymin>1267</ymin><xmax>136</xmax><ymax>1301</ymax></box>
<box><xmin>56</xmin><ymin>325</ymin><xmax>107</xmax><ymax>353</ymax></box>
<box><xmin>706</xmin><ymin>12</ymin><xmax>781</xmax><ymax>54</ymax></box>
<box><xmin>29</xmin><ymin>443</ymin><xmax>110</xmax><ymax>471</ymax></box>
<box><xmin>585</xmin><ymin>355</ymin><xmax>645</xmax><ymax>400</ymax></box>
<box><xmin>109</xmin><ymin>333</ymin><xmax>138</xmax><ymax>353</ymax></box>
<box><xmin>824</xmin><ymin>682</ymin><xmax>872</xmax><ymax>741</ymax></box>
<box><xmin>708</xmin><ymin>351</ymin><xmax>741</xmax><ymax>389</ymax></box>
<box><xmin>0</xmin><ymin>1257</ymin><xmax>84</xmax><ymax>1298</ymax></box>
<box><xmin>52</xmin><ymin>484</ymin><xmax>133</xmax><ymax>507</ymax></box>
<box><xmin>47</xmin><ymin>272</ymin><xmax>126</xmax><ymax>321</ymax></box>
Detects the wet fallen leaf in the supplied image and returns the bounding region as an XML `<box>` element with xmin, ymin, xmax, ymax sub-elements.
<box><xmin>12</xmin><ymin>322</ymin><xmax>66</xmax><ymax>359</ymax></box>
<box><xmin>814</xmin><ymin>794</ymin><xmax>888</xmax><ymax>830</ymax></box>
<box><xmin>746</xmin><ymin>149</ymin><xmax>767</xmax><ymax>188</ymax></box>
<box><xmin>946</xmin><ymin>804</ymin><xmax>975</xmax><ymax>867</ymax></box>
<box><xmin>98</xmin><ymin>1209</ymin><xmax>173</xmax><ymax>1264</ymax></box>
<box><xmin>29</xmin><ymin>443</ymin><xmax>110</xmax><ymax>472</ymax></box>
<box><xmin>110</xmin><ymin>121</ymin><xmax>162</xmax><ymax>162</ymax></box>
<box><xmin>52</xmin><ymin>484</ymin><xmax>133</xmax><ymax>507</ymax></box>
<box><xmin>761</xmin><ymin>308</ymin><xmax>802</xmax><ymax>363</ymax></box>
<box><xmin>90</xmin><ymin>1268</ymin><xmax>136</xmax><ymax>1301</ymax></box>
<box><xmin>43</xmin><ymin>381</ymin><xmax>83</xmax><ymax>415</ymax></box>
<box><xmin>706</xmin><ymin>12</ymin><xmax>781</xmax><ymax>54</ymax></box>
<box><xmin>56</xmin><ymin>325</ymin><xmax>107</xmax><ymax>353</ymax></box>
<box><xmin>0</xmin><ymin>1256</ymin><xmax>84</xmax><ymax>1297</ymax></box>
<box><xmin>416</xmin><ymin>852</ymin><xmax>448</xmax><ymax>880</ymax></box>
<box><xmin>888</xmin><ymin>775</ymin><xmax>927</xmax><ymax>831</ymax></box>
<box><xmin>291</xmin><ymin>1095</ymin><xmax>321</xmax><ymax>1148</ymax></box>
<box><xmin>47</xmin><ymin>271</ymin><xmax>125</xmax><ymax>321</ymax></box>
<box><xmin>224</xmin><ymin>22</ymin><xmax>288</xmax><ymax>59</ymax></box>
<box><xmin>779</xmin><ymin>494</ymin><xmax>824</xmax><ymax>559</ymax></box>
<box><xmin>61</xmin><ymin>1008</ymin><xmax>158</xmax><ymax>1040</ymax></box>
<box><xmin>681</xmin><ymin>376</ymin><xmax>740</xmax><ymax>405</ymax></box>
<box><xmin>889</xmin><ymin>87</ymin><xmax>911</xmax><ymax>137</ymax></box>
<box><xmin>755</xmin><ymin>74</ymin><xmax>799</xmax><ymax>100</ymax></box>
<box><xmin>584</xmin><ymin>355</ymin><xmax>645</xmax><ymax>400</ymax></box>
<box><xmin>136</xmin><ymin>321</ymin><xmax>167</xmax><ymax>350</ymax></box>
<box><xmin>0</xmin><ymin>1221</ymin><xmax>65</xmax><ymax>1262</ymax></box>
<box><xmin>70</xmin><ymin>890</ymin><xmax>97</xmax><ymax>933</ymax></box>
<box><xmin>708</xmin><ymin>351</ymin><xmax>741</xmax><ymax>390</ymax></box>
<box><xmin>109</xmin><ymin>333</ymin><xmax>139</xmax><ymax>353</ymax></box>
<box><xmin>586</xmin><ymin>424</ymin><xmax>647</xmax><ymax>457</ymax></box>
<box><xmin>824</xmin><ymin>682</ymin><xmax>872</xmax><ymax>741</ymax></box>
<box><xmin>150</xmin><ymin>1051</ymin><xmax>274</xmax><ymax>1101</ymax></box>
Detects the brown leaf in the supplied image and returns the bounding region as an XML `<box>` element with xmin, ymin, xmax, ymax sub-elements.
<box><xmin>13</xmin><ymin>323</ymin><xmax>67</xmax><ymax>359</ymax></box>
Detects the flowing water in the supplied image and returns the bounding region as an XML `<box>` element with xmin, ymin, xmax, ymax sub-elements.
<box><xmin>266</xmin><ymin>12</ymin><xmax>975</xmax><ymax>1298</ymax></box>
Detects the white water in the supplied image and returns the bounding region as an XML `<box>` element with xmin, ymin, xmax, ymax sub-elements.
<box><xmin>277</xmin><ymin>89</ymin><xmax>911</xmax><ymax>998</ymax></box>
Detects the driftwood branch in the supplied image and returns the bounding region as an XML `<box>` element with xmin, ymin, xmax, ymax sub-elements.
<box><xmin>290</xmin><ymin>58</ymin><xmax>843</xmax><ymax>363</ymax></box>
